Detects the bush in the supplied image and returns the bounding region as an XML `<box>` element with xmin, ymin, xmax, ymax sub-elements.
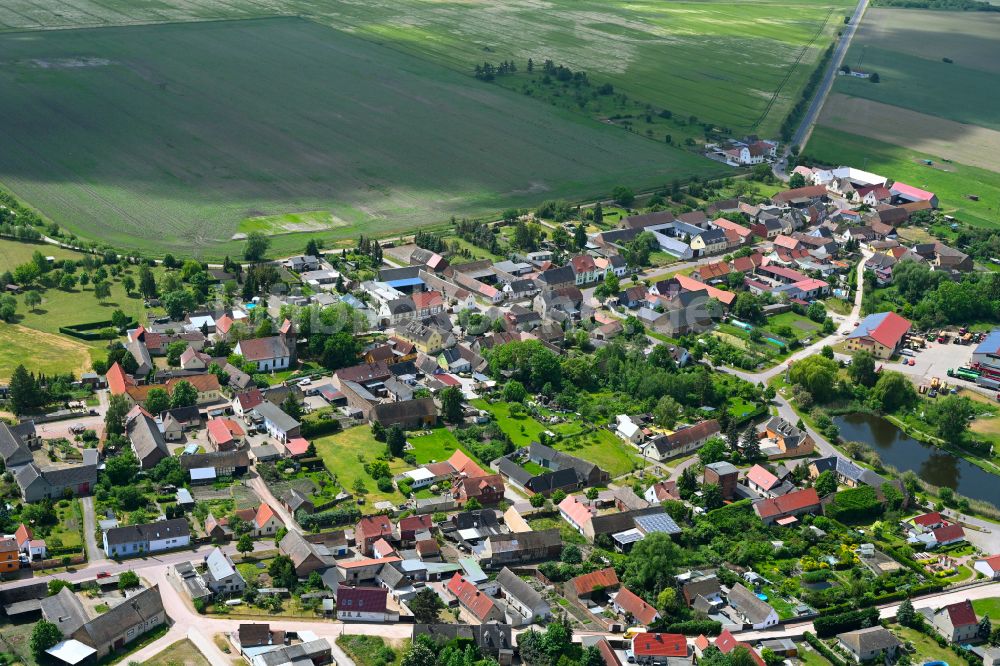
<box><xmin>655</xmin><ymin>620</ymin><xmax>722</xmax><ymax>635</ymax></box>
<box><xmin>299</xmin><ymin>506</ymin><xmax>362</xmax><ymax>530</ymax></box>
<box><xmin>813</xmin><ymin>607</ymin><xmax>880</xmax><ymax>638</ymax></box>
<box><xmin>825</xmin><ymin>486</ymin><xmax>883</xmax><ymax>523</ymax></box>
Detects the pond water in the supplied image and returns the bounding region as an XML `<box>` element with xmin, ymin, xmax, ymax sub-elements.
<box><xmin>833</xmin><ymin>412</ymin><xmax>1000</xmax><ymax>506</ymax></box>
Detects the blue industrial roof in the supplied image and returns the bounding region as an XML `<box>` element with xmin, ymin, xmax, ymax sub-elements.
<box><xmin>846</xmin><ymin>312</ymin><xmax>890</xmax><ymax>340</ymax></box>
<box><xmin>386</xmin><ymin>277</ymin><xmax>424</xmax><ymax>288</ymax></box>
<box><xmin>975</xmin><ymin>330</ymin><xmax>1000</xmax><ymax>356</ymax></box>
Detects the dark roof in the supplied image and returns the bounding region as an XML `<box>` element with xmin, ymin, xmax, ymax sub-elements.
<box><xmin>371</xmin><ymin>398</ymin><xmax>437</xmax><ymax>424</ymax></box>
<box><xmin>0</xmin><ymin>422</ymin><xmax>32</xmax><ymax>467</ymax></box>
<box><xmin>104</xmin><ymin>518</ymin><xmax>190</xmax><ymax>547</ymax></box>
<box><xmin>76</xmin><ymin>585</ymin><xmax>164</xmax><ymax>648</ymax></box>
<box><xmin>337</xmin><ymin>586</ymin><xmax>388</xmax><ymax>614</ymax></box>
<box><xmin>179</xmin><ymin>450</ymin><xmax>250</xmax><ymax>471</ymax></box>
<box><xmin>496</xmin><ymin>567</ymin><xmax>547</xmax><ymax>612</ymax></box>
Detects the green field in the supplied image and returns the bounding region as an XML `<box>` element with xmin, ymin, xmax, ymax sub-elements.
<box><xmin>0</xmin><ymin>0</ymin><xmax>850</xmax><ymax>138</ymax></box>
<box><xmin>313</xmin><ymin>426</ymin><xmax>408</xmax><ymax>507</ymax></box>
<box><xmin>0</xmin><ymin>17</ymin><xmax>723</xmax><ymax>258</ymax></box>
<box><xmin>806</xmin><ymin>127</ymin><xmax>1000</xmax><ymax>227</ymax></box>
<box><xmin>973</xmin><ymin>596</ymin><xmax>1000</xmax><ymax>619</ymax></box>
<box><xmin>555</xmin><ymin>428</ymin><xmax>640</xmax><ymax>478</ymax></box>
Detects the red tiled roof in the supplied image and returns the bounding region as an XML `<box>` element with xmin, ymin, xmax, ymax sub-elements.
<box><xmin>372</xmin><ymin>538</ymin><xmax>396</xmax><ymax>558</ymax></box>
<box><xmin>447</xmin><ymin>450</ymin><xmax>488</xmax><ymax>479</ymax></box>
<box><xmin>891</xmin><ymin>182</ymin><xmax>935</xmax><ymax>202</ymax></box>
<box><xmin>572</xmin><ymin>567</ymin><xmax>619</xmax><ymax>596</ymax></box>
<box><xmin>615</xmin><ymin>587</ymin><xmax>660</xmax><ymax>626</ymax></box>
<box><xmin>337</xmin><ymin>586</ymin><xmax>388</xmax><ymax>614</ymax></box>
<box><xmin>399</xmin><ymin>514</ymin><xmax>433</xmax><ymax>534</ymax></box>
<box><xmin>631</xmin><ymin>633</ymin><xmax>686</xmax><ymax>658</ymax></box>
<box><xmin>596</xmin><ymin>639</ymin><xmax>622</xmax><ymax>666</ymax></box>
<box><xmin>746</xmin><ymin>464</ymin><xmax>779</xmax><ymax>491</ymax></box>
<box><xmin>106</xmin><ymin>362</ymin><xmax>132</xmax><ymax>395</ymax></box>
<box><xmin>793</xmin><ymin>278</ymin><xmax>829</xmax><ymax>292</ymax></box>
<box><xmin>664</xmin><ymin>420</ymin><xmax>720</xmax><ymax>450</ymax></box>
<box><xmin>216</xmin><ymin>314</ymin><xmax>234</xmax><ymax>334</ymax></box>
<box><xmin>338</xmin><ymin>556</ymin><xmax>401</xmax><ymax>569</ymax></box>
<box><xmin>759</xmin><ymin>264</ymin><xmax>807</xmax><ymax>282</ymax></box>
<box><xmin>448</xmin><ymin>573</ymin><xmax>497</xmax><ymax>621</ymax></box>
<box><xmin>773</xmin><ymin>234</ymin><xmax>800</xmax><ymax>250</ymax></box>
<box><xmin>715</xmin><ymin>629</ymin><xmax>738</xmax><ymax>653</ymax></box>
<box><xmin>945</xmin><ymin>600</ymin><xmax>978</xmax><ymax>627</ymax></box>
<box><xmin>559</xmin><ymin>495</ymin><xmax>596</xmax><ymax>529</ymax></box>
<box><xmin>454</xmin><ymin>474</ymin><xmax>503</xmax><ymax>501</ymax></box>
<box><xmin>731</xmin><ymin>253</ymin><xmax>764</xmax><ymax>273</ymax></box>
<box><xmin>356</xmin><ymin>515</ymin><xmax>393</xmax><ymax>541</ymax></box>
<box><xmin>206</xmin><ymin>417</ymin><xmax>244</xmax><ymax>445</ymax></box>
<box><xmin>697</xmin><ymin>261</ymin><xmax>731</xmax><ymax>280</ymax></box>
<box><xmin>435</xmin><ymin>373</ymin><xmax>461</xmax><ymax>387</ymax></box>
<box><xmin>254</xmin><ymin>503</ymin><xmax>279</xmax><ymax>529</ymax></box>
<box><xmin>650</xmin><ymin>481</ymin><xmax>679</xmax><ymax>502</ymax></box>
<box><xmin>415</xmin><ymin>539</ymin><xmax>440</xmax><ymax>555</ymax></box>
<box><xmin>913</xmin><ymin>511</ymin><xmax>944</xmax><ymax>527</ymax></box>
<box><xmin>673</xmin><ymin>275</ymin><xmax>735</xmax><ymax>306</ymax></box>
<box><xmin>868</xmin><ymin>311</ymin><xmax>911</xmax><ymax>350</ymax></box>
<box><xmin>236</xmin><ymin>388</ymin><xmax>264</xmax><ymax>411</ymax></box>
<box><xmin>0</xmin><ymin>538</ymin><xmax>18</xmax><ymax>554</ymax></box>
<box><xmin>165</xmin><ymin>374</ymin><xmax>220</xmax><ymax>393</ymax></box>
<box><xmin>933</xmin><ymin>523</ymin><xmax>965</xmax><ymax>543</ymax></box>
<box><xmin>285</xmin><ymin>437</ymin><xmax>310</xmax><ymax>456</ymax></box>
<box><xmin>571</xmin><ymin>254</ymin><xmax>597</xmax><ymax>274</ymax></box>
<box><xmin>713</xmin><ymin>219</ymin><xmax>752</xmax><ymax>237</ymax></box>
<box><xmin>412</xmin><ymin>290</ymin><xmax>443</xmax><ymax>310</ymax></box>
<box><xmin>754</xmin><ymin>488</ymin><xmax>820</xmax><ymax>519</ymax></box>
<box><xmin>14</xmin><ymin>524</ymin><xmax>31</xmax><ymax>547</ymax></box>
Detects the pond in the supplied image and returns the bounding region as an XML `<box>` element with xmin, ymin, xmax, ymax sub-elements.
<box><xmin>833</xmin><ymin>412</ymin><xmax>1000</xmax><ymax>506</ymax></box>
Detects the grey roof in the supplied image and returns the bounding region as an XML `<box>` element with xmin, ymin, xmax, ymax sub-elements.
<box><xmin>0</xmin><ymin>421</ymin><xmax>33</xmax><ymax>467</ymax></box>
<box><xmin>76</xmin><ymin>586</ymin><xmax>165</xmax><ymax>648</ymax></box>
<box><xmin>536</xmin><ymin>265</ymin><xmax>575</xmax><ymax>287</ymax></box>
<box><xmin>280</xmin><ymin>530</ymin><xmax>333</xmax><ymax>570</ymax></box>
<box><xmin>40</xmin><ymin>586</ymin><xmax>89</xmax><ymax>637</ymax></box>
<box><xmin>837</xmin><ymin>626</ymin><xmax>902</xmax><ymax>653</ymax></box>
<box><xmin>179</xmin><ymin>450</ymin><xmax>250</xmax><ymax>471</ymax></box>
<box><xmin>204</xmin><ymin>547</ymin><xmax>242</xmax><ymax>584</ymax></box>
<box><xmin>526</xmin><ymin>468</ymin><xmax>579</xmax><ymax>494</ymax></box>
<box><xmin>528</xmin><ymin>442</ymin><xmax>606</xmax><ymax>484</ymax></box>
<box><xmin>104</xmin><ymin>518</ymin><xmax>190</xmax><ymax>547</ymax></box>
<box><xmin>728</xmin><ymin>583</ymin><xmax>775</xmax><ymax>625</ymax></box>
<box><xmin>705</xmin><ymin>461</ymin><xmax>739</xmax><ymax>476</ymax></box>
<box><xmin>253</xmin><ymin>401</ymin><xmax>300</xmax><ymax>432</ymax></box>
<box><xmin>412</xmin><ymin>624</ymin><xmax>513</xmax><ymax>654</ymax></box>
<box><xmin>127</xmin><ymin>412</ymin><xmax>168</xmax><ymax>464</ymax></box>
<box><xmin>497</xmin><ymin>567</ymin><xmax>548</xmax><ymax>613</ymax></box>
<box><xmin>496</xmin><ymin>457</ymin><xmax>533</xmax><ymax>488</ymax></box>
<box><xmin>487</xmin><ymin>529</ymin><xmax>561</xmax><ymax>554</ymax></box>
<box><xmin>253</xmin><ymin>639</ymin><xmax>331</xmax><ymax>666</ymax></box>
<box><xmin>377</xmin><ymin>562</ymin><xmax>408</xmax><ymax>589</ymax></box>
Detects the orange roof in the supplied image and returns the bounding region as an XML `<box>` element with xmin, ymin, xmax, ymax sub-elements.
<box><xmin>615</xmin><ymin>587</ymin><xmax>660</xmax><ymax>625</ymax></box>
<box><xmin>673</xmin><ymin>274</ymin><xmax>736</xmax><ymax>306</ymax></box>
<box><xmin>206</xmin><ymin>417</ymin><xmax>244</xmax><ymax>445</ymax></box>
<box><xmin>447</xmin><ymin>450</ymin><xmax>487</xmax><ymax>479</ymax></box>
<box><xmin>631</xmin><ymin>633</ymin><xmax>685</xmax><ymax>658</ymax></box>
<box><xmin>14</xmin><ymin>524</ymin><xmax>32</xmax><ymax>547</ymax></box>
<box><xmin>715</xmin><ymin>629</ymin><xmax>738</xmax><ymax>653</ymax></box>
<box><xmin>165</xmin><ymin>374</ymin><xmax>220</xmax><ymax>393</ymax></box>
<box><xmin>412</xmin><ymin>290</ymin><xmax>443</xmax><ymax>310</ymax></box>
<box><xmin>216</xmin><ymin>314</ymin><xmax>234</xmax><ymax>334</ymax></box>
<box><xmin>754</xmin><ymin>488</ymin><xmax>820</xmax><ymax>519</ymax></box>
<box><xmin>694</xmin><ymin>635</ymin><xmax>710</xmax><ymax>651</ymax></box>
<box><xmin>254</xmin><ymin>503</ymin><xmax>279</xmax><ymax>529</ymax></box>
<box><xmin>572</xmin><ymin>567</ymin><xmax>619</xmax><ymax>596</ymax></box>
<box><xmin>106</xmin><ymin>362</ymin><xmax>133</xmax><ymax>395</ymax></box>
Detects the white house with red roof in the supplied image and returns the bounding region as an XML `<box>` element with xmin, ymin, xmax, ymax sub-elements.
<box><xmin>845</xmin><ymin>311</ymin><xmax>911</xmax><ymax>359</ymax></box>
<box><xmin>931</xmin><ymin>600</ymin><xmax>979</xmax><ymax>643</ymax></box>
<box><xmin>13</xmin><ymin>523</ymin><xmax>45</xmax><ymax>561</ymax></box>
<box><xmin>628</xmin><ymin>632</ymin><xmax>689</xmax><ymax>665</ymax></box>
<box><xmin>448</xmin><ymin>573</ymin><xmax>504</xmax><ymax>623</ymax></box>
<box><xmin>974</xmin><ymin>555</ymin><xmax>1000</xmax><ymax>579</ymax></box>
<box><xmin>248</xmin><ymin>503</ymin><xmax>283</xmax><ymax>537</ymax></box>
<box><xmin>612</xmin><ymin>587</ymin><xmax>661</xmax><ymax>627</ymax></box>
<box><xmin>232</xmin><ymin>388</ymin><xmax>265</xmax><ymax>419</ymax></box>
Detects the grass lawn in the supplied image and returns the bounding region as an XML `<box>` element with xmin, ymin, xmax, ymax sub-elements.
<box><xmin>0</xmin><ymin>238</ymin><xmax>86</xmax><ymax>267</ymax></box>
<box><xmin>336</xmin><ymin>635</ymin><xmax>406</xmax><ymax>666</ymax></box>
<box><xmin>890</xmin><ymin>624</ymin><xmax>970</xmax><ymax>665</ymax></box>
<box><xmin>727</xmin><ymin>397</ymin><xmax>759</xmax><ymax>421</ymax></box>
<box><xmin>0</xmin><ymin>323</ymin><xmax>93</xmax><ymax>381</ymax></box>
<box><xmin>0</xmin><ymin>18</ymin><xmax>718</xmax><ymax>258</ymax></box>
<box><xmin>312</xmin><ymin>425</ymin><xmax>407</xmax><ymax>507</ymax></box>
<box><xmin>472</xmin><ymin>400</ymin><xmax>553</xmax><ymax>448</ymax></box>
<box><xmin>822</xmin><ymin>297</ymin><xmax>853</xmax><ymax>316</ymax></box>
<box><xmin>765</xmin><ymin>311</ymin><xmax>819</xmax><ymax>342</ymax></box>
<box><xmin>48</xmin><ymin>499</ymin><xmax>84</xmax><ymax>553</ymax></box>
<box><xmin>527</xmin><ymin>514</ymin><xmax>586</xmax><ymax>546</ymax></box>
<box><xmin>795</xmin><ymin>645</ymin><xmax>834</xmax><ymax>666</ymax></box>
<box><xmin>555</xmin><ymin>428</ymin><xmax>641</xmax><ymax>477</ymax></box>
<box><xmin>406</xmin><ymin>428</ymin><xmax>473</xmax><ymax>465</ymax></box>
<box><xmin>144</xmin><ymin>639</ymin><xmax>210</xmax><ymax>666</ymax></box>
<box><xmin>974</xmin><ymin>597</ymin><xmax>1000</xmax><ymax>619</ymax></box>
<box><xmin>0</xmin><ymin>618</ymin><xmax>39</xmax><ymax>666</ymax></box>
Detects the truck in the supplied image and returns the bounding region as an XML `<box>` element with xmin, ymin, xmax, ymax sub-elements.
<box><xmin>937</xmin><ymin>332</ymin><xmax>949</xmax><ymax>343</ymax></box>
<box><xmin>930</xmin><ymin>377</ymin><xmax>941</xmax><ymax>390</ymax></box>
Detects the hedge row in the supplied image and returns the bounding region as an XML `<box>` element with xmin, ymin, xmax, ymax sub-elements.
<box><xmin>802</xmin><ymin>632</ymin><xmax>847</xmax><ymax>666</ymax></box>
<box><xmin>655</xmin><ymin>620</ymin><xmax>722</xmax><ymax>636</ymax></box>
<box><xmin>300</xmin><ymin>418</ymin><xmax>343</xmax><ymax>439</ymax></box>
<box><xmin>299</xmin><ymin>506</ymin><xmax>362</xmax><ymax>530</ymax></box>
<box><xmin>814</xmin><ymin>606</ymin><xmax>880</xmax><ymax>638</ymax></box>
<box><xmin>59</xmin><ymin>317</ymin><xmax>136</xmax><ymax>341</ymax></box>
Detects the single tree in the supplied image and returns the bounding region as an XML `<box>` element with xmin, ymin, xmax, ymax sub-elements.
<box><xmin>30</xmin><ymin>620</ymin><xmax>62</xmax><ymax>658</ymax></box>
<box><xmin>244</xmin><ymin>231</ymin><xmax>271</xmax><ymax>262</ymax></box>
<box><xmin>23</xmin><ymin>290</ymin><xmax>42</xmax><ymax>311</ymax></box>
<box><xmin>105</xmin><ymin>393</ymin><xmax>131</xmax><ymax>437</ymax></box>
<box><xmin>386</xmin><ymin>425</ymin><xmax>407</xmax><ymax>458</ymax></box>
<box><xmin>439</xmin><ymin>385</ymin><xmax>464</xmax><ymax>424</ymax></box>
<box><xmin>814</xmin><ymin>470</ymin><xmax>837</xmax><ymax>496</ymax></box>
<box><xmin>169</xmin><ymin>380</ymin><xmax>198</xmax><ymax>408</ymax></box>
<box><xmin>93</xmin><ymin>280</ymin><xmax>112</xmax><ymax>302</ymax></box>
<box><xmin>122</xmin><ymin>275</ymin><xmax>136</xmax><ymax>295</ymax></box>
<box><xmin>237</xmin><ymin>534</ymin><xmax>254</xmax><ymax>557</ymax></box>
<box><xmin>144</xmin><ymin>388</ymin><xmax>171</xmax><ymax>416</ymax></box>
<box><xmin>118</xmin><ymin>570</ymin><xmax>140</xmax><ymax>590</ymax></box>
<box><xmin>409</xmin><ymin>587</ymin><xmax>445</xmax><ymax>624</ymax></box>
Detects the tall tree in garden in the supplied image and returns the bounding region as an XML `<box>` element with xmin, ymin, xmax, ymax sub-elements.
<box><xmin>244</xmin><ymin>231</ymin><xmax>270</xmax><ymax>263</ymax></box>
<box><xmin>574</xmin><ymin>222</ymin><xmax>587</xmax><ymax>250</ymax></box>
<box><xmin>386</xmin><ymin>425</ymin><xmax>406</xmax><ymax>457</ymax></box>
<box><xmin>105</xmin><ymin>393</ymin><xmax>130</xmax><ymax>437</ymax></box>
<box><xmin>144</xmin><ymin>388</ymin><xmax>171</xmax><ymax>416</ymax></box>
<box><xmin>138</xmin><ymin>264</ymin><xmax>157</xmax><ymax>299</ymax></box>
<box><xmin>439</xmin><ymin>386</ymin><xmax>464</xmax><ymax>424</ymax></box>
<box><xmin>170</xmin><ymin>380</ymin><xmax>198</xmax><ymax>408</ymax></box>
<box><xmin>593</xmin><ymin>202</ymin><xmax>603</xmax><ymax>224</ymax></box>
<box><xmin>9</xmin><ymin>364</ymin><xmax>44</xmax><ymax>415</ymax></box>
<box><xmin>30</xmin><ymin>620</ymin><xmax>62</xmax><ymax>659</ymax></box>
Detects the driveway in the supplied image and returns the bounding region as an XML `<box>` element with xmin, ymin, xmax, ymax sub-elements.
<box><xmin>79</xmin><ymin>496</ymin><xmax>107</xmax><ymax>566</ymax></box>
